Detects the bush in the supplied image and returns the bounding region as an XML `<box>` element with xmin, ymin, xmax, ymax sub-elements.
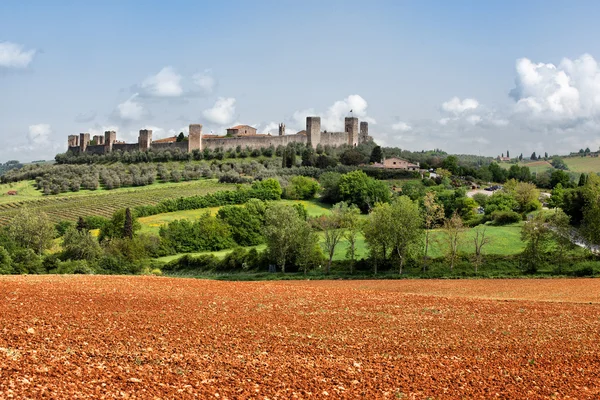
<box><xmin>284</xmin><ymin>176</ymin><xmax>320</xmax><ymax>200</ymax></box>
<box><xmin>490</xmin><ymin>210</ymin><xmax>521</xmax><ymax>225</ymax></box>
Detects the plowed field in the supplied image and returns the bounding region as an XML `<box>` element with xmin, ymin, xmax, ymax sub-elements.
<box><xmin>1</xmin><ymin>276</ymin><xmax>599</xmax><ymax>398</ymax></box>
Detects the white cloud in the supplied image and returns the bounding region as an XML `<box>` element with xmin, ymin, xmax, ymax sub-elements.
<box><xmin>193</xmin><ymin>70</ymin><xmax>216</xmax><ymax>94</ymax></box>
<box><xmin>202</xmin><ymin>97</ymin><xmax>236</xmax><ymax>125</ymax></box>
<box><xmin>392</xmin><ymin>121</ymin><xmax>412</xmax><ymax>132</ymax></box>
<box><xmin>141</xmin><ymin>66</ymin><xmax>183</xmax><ymax>97</ymax></box>
<box><xmin>466</xmin><ymin>115</ymin><xmax>482</xmax><ymax>125</ymax></box>
<box><xmin>510</xmin><ymin>54</ymin><xmax>600</xmax><ymax>119</ymax></box>
<box><xmin>322</xmin><ymin>94</ymin><xmax>376</xmax><ymax>131</ymax></box>
<box><xmin>442</xmin><ymin>97</ymin><xmax>479</xmax><ymax>114</ymax></box>
<box><xmin>116</xmin><ymin>94</ymin><xmax>144</xmax><ymax>121</ymax></box>
<box><xmin>0</xmin><ymin>42</ymin><xmax>36</xmax><ymax>68</ymax></box>
<box><xmin>28</xmin><ymin>124</ymin><xmax>51</xmax><ymax>146</ymax></box>
<box><xmin>286</xmin><ymin>95</ymin><xmax>376</xmax><ymax>133</ymax></box>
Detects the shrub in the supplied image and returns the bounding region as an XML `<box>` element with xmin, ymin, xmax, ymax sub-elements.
<box><xmin>490</xmin><ymin>210</ymin><xmax>521</xmax><ymax>225</ymax></box>
<box><xmin>284</xmin><ymin>176</ymin><xmax>321</xmax><ymax>200</ymax></box>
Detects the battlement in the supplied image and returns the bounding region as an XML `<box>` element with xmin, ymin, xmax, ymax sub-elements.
<box><xmin>66</xmin><ymin>116</ymin><xmax>372</xmax><ymax>155</ymax></box>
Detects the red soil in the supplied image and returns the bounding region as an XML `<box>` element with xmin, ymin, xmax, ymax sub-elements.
<box><xmin>1</xmin><ymin>276</ymin><xmax>599</xmax><ymax>399</ymax></box>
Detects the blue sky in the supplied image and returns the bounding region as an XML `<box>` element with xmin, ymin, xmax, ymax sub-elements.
<box><xmin>3</xmin><ymin>0</ymin><xmax>600</xmax><ymax>161</ymax></box>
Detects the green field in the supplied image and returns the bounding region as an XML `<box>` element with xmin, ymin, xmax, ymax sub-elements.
<box><xmin>156</xmin><ymin>222</ymin><xmax>528</xmax><ymax>263</ymax></box>
<box><xmin>138</xmin><ymin>200</ymin><xmax>332</xmax><ymax>235</ymax></box>
<box><xmin>497</xmin><ymin>160</ymin><xmax>554</xmax><ymax>173</ymax></box>
<box><xmin>0</xmin><ymin>179</ymin><xmax>233</xmax><ymax>225</ymax></box>
<box><xmin>563</xmin><ymin>156</ymin><xmax>600</xmax><ymax>173</ymax></box>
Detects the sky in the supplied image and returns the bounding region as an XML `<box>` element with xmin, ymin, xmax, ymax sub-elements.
<box><xmin>3</xmin><ymin>0</ymin><xmax>600</xmax><ymax>161</ymax></box>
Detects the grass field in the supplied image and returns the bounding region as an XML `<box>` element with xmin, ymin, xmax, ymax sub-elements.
<box><xmin>138</xmin><ymin>199</ymin><xmax>332</xmax><ymax>235</ymax></box>
<box><xmin>563</xmin><ymin>156</ymin><xmax>600</xmax><ymax>173</ymax></box>
<box><xmin>0</xmin><ymin>179</ymin><xmax>234</xmax><ymax>226</ymax></box>
<box><xmin>497</xmin><ymin>160</ymin><xmax>554</xmax><ymax>173</ymax></box>
<box><xmin>156</xmin><ymin>222</ymin><xmax>528</xmax><ymax>263</ymax></box>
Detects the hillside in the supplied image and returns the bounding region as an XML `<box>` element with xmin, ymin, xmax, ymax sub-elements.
<box><xmin>563</xmin><ymin>156</ymin><xmax>600</xmax><ymax>173</ymax></box>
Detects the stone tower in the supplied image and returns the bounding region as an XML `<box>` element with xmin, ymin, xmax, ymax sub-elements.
<box><xmin>278</xmin><ymin>123</ymin><xmax>285</xmax><ymax>136</ymax></box>
<box><xmin>138</xmin><ymin>129</ymin><xmax>153</xmax><ymax>151</ymax></box>
<box><xmin>360</xmin><ymin>122</ymin><xmax>369</xmax><ymax>143</ymax></box>
<box><xmin>93</xmin><ymin>135</ymin><xmax>105</xmax><ymax>145</ymax></box>
<box><xmin>306</xmin><ymin>117</ymin><xmax>321</xmax><ymax>148</ymax></box>
<box><xmin>189</xmin><ymin>124</ymin><xmax>202</xmax><ymax>151</ymax></box>
<box><xmin>345</xmin><ymin>117</ymin><xmax>359</xmax><ymax>146</ymax></box>
<box><xmin>79</xmin><ymin>133</ymin><xmax>90</xmax><ymax>152</ymax></box>
<box><xmin>104</xmin><ymin>131</ymin><xmax>117</xmax><ymax>152</ymax></box>
<box><xmin>68</xmin><ymin>135</ymin><xmax>79</xmax><ymax>148</ymax></box>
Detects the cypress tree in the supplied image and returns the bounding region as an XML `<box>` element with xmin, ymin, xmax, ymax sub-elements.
<box><xmin>76</xmin><ymin>216</ymin><xmax>87</xmax><ymax>232</ymax></box>
<box><xmin>123</xmin><ymin>208</ymin><xmax>134</xmax><ymax>239</ymax></box>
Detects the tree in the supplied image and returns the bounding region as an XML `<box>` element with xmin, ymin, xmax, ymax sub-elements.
<box><xmin>285</xmin><ymin>176</ymin><xmax>320</xmax><ymax>200</ymax></box>
<box><xmin>176</xmin><ymin>132</ymin><xmax>185</xmax><ymax>142</ymax></box>
<box><xmin>263</xmin><ymin>203</ymin><xmax>307</xmax><ymax>272</ymax></box>
<box><xmin>76</xmin><ymin>216</ymin><xmax>87</xmax><ymax>232</ymax></box>
<box><xmin>363</xmin><ymin>203</ymin><xmax>394</xmax><ymax>274</ymax></box>
<box><xmin>339</xmin><ymin>149</ymin><xmax>366</xmax><ymax>166</ymax></box>
<box><xmin>550</xmin><ymin>156</ymin><xmax>568</xmax><ymax>170</ymax></box>
<box><xmin>340</xmin><ymin>203</ymin><xmax>362</xmax><ymax>273</ymax></box>
<box><xmin>550</xmin><ymin>169</ymin><xmax>571</xmax><ymax>189</ymax></box>
<box><xmin>8</xmin><ymin>208</ymin><xmax>55</xmax><ymax>254</ymax></box>
<box><xmin>547</xmin><ymin>209</ymin><xmax>571</xmax><ymax>273</ymax></box>
<box><xmin>442</xmin><ymin>155</ymin><xmax>459</xmax><ymax>175</ymax></box>
<box><xmin>123</xmin><ymin>208</ymin><xmax>134</xmax><ymax>239</ymax></box>
<box><xmin>442</xmin><ymin>211</ymin><xmax>465</xmax><ymax>271</ymax></box>
<box><xmin>301</xmin><ymin>147</ymin><xmax>316</xmax><ymax>167</ymax></box>
<box><xmin>530</xmin><ymin>152</ymin><xmax>537</xmax><ymax>161</ymax></box>
<box><xmin>521</xmin><ymin>212</ymin><xmax>552</xmax><ymax>273</ymax></box>
<box><xmin>99</xmin><ymin>208</ymin><xmax>140</xmax><ymax>241</ymax></box>
<box><xmin>507</xmin><ymin>150</ymin><xmax>510</xmax><ymax>158</ymax></box>
<box><xmin>0</xmin><ymin>246</ymin><xmax>13</xmax><ymax>274</ymax></box>
<box><xmin>581</xmin><ymin>174</ymin><xmax>600</xmax><ymax>245</ymax></box>
<box><xmin>519</xmin><ymin>153</ymin><xmax>523</xmax><ymax>161</ymax></box>
<box><xmin>339</xmin><ymin>170</ymin><xmax>391</xmax><ymax>213</ymax></box>
<box><xmin>422</xmin><ymin>191</ymin><xmax>445</xmax><ymax>271</ymax></box>
<box><xmin>62</xmin><ymin>228</ymin><xmax>102</xmax><ymax>261</ymax></box>
<box><xmin>505</xmin><ymin>180</ymin><xmax>540</xmax><ymax>213</ymax></box>
<box><xmin>472</xmin><ymin>225</ymin><xmax>490</xmax><ymax>273</ymax></box>
<box><xmin>544</xmin><ymin>152</ymin><xmax>548</xmax><ymax>159</ymax></box>
<box><xmin>370</xmin><ymin>146</ymin><xmax>383</xmax><ymax>163</ymax></box>
<box><xmin>579</xmin><ymin>173</ymin><xmax>587</xmax><ymax>187</ymax></box>
<box><xmin>294</xmin><ymin>223</ymin><xmax>323</xmax><ymax>275</ymax></box>
<box><xmin>319</xmin><ymin>172</ymin><xmax>342</xmax><ymax>204</ymax></box>
<box><xmin>315</xmin><ymin>203</ymin><xmax>346</xmax><ymax>274</ymax></box>
<box><xmin>217</xmin><ymin>205</ymin><xmax>263</xmax><ymax>246</ymax></box>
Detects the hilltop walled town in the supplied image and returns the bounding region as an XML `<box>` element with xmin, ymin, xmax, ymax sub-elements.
<box><xmin>67</xmin><ymin>116</ymin><xmax>373</xmax><ymax>155</ymax></box>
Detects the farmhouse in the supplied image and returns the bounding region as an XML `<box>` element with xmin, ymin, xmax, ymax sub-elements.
<box><xmin>372</xmin><ymin>157</ymin><xmax>420</xmax><ymax>171</ymax></box>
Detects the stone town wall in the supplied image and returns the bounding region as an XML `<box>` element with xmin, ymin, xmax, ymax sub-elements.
<box><xmin>201</xmin><ymin>134</ymin><xmax>307</xmax><ymax>151</ymax></box>
<box><xmin>150</xmin><ymin>142</ymin><xmax>189</xmax><ymax>152</ymax></box>
<box><xmin>112</xmin><ymin>143</ymin><xmax>139</xmax><ymax>152</ymax></box>
<box><xmin>85</xmin><ymin>145</ymin><xmax>107</xmax><ymax>155</ymax></box>
<box><xmin>320</xmin><ymin>131</ymin><xmax>349</xmax><ymax>147</ymax></box>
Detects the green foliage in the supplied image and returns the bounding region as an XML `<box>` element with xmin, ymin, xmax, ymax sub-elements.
<box><xmin>319</xmin><ymin>172</ymin><xmax>342</xmax><ymax>203</ymax></box>
<box><xmin>217</xmin><ymin>205</ymin><xmax>264</xmax><ymax>246</ymax></box>
<box><xmin>472</xmin><ymin>193</ymin><xmax>489</xmax><ymax>207</ymax></box>
<box><xmin>521</xmin><ymin>212</ymin><xmax>553</xmax><ymax>273</ymax></box>
<box><xmin>484</xmin><ymin>192</ymin><xmax>519</xmax><ymax>215</ymax></box>
<box><xmin>550</xmin><ymin>169</ymin><xmax>571</xmax><ymax>188</ymax></box>
<box><xmin>370</xmin><ymin>146</ymin><xmax>383</xmax><ymax>163</ymax></box>
<box><xmin>490</xmin><ymin>210</ymin><xmax>521</xmax><ymax>225</ymax></box>
<box><xmin>284</xmin><ymin>176</ymin><xmax>320</xmax><ymax>200</ymax></box>
<box><xmin>11</xmin><ymin>248</ymin><xmax>43</xmax><ymax>274</ymax></box>
<box><xmin>61</xmin><ymin>228</ymin><xmax>102</xmax><ymax>261</ymax></box>
<box><xmin>159</xmin><ymin>212</ymin><xmax>235</xmax><ymax>254</ymax></box>
<box><xmin>99</xmin><ymin>208</ymin><xmax>141</xmax><ymax>241</ymax></box>
<box><xmin>8</xmin><ymin>208</ymin><xmax>56</xmax><ymax>254</ymax></box>
<box><xmin>338</xmin><ymin>170</ymin><xmax>391</xmax><ymax>213</ymax></box>
<box><xmin>56</xmin><ymin>220</ymin><xmax>74</xmax><ymax>236</ymax></box>
<box><xmin>339</xmin><ymin>148</ymin><xmax>366</xmax><ymax>166</ymax></box>
<box><xmin>0</xmin><ymin>246</ymin><xmax>13</xmax><ymax>274</ymax></box>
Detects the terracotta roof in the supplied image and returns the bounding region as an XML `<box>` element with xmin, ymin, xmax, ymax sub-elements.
<box><xmin>152</xmin><ymin>136</ymin><xmax>178</xmax><ymax>144</ymax></box>
<box><xmin>229</xmin><ymin>125</ymin><xmax>254</xmax><ymax>130</ymax></box>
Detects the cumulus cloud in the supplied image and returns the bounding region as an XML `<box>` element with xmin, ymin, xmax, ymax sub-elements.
<box><xmin>0</xmin><ymin>42</ymin><xmax>36</xmax><ymax>68</ymax></box>
<box><xmin>116</xmin><ymin>94</ymin><xmax>144</xmax><ymax>121</ymax></box>
<box><xmin>202</xmin><ymin>97</ymin><xmax>236</xmax><ymax>125</ymax></box>
<box><xmin>141</xmin><ymin>67</ymin><xmax>183</xmax><ymax>97</ymax></box>
<box><xmin>510</xmin><ymin>54</ymin><xmax>600</xmax><ymax>120</ymax></box>
<box><xmin>321</xmin><ymin>94</ymin><xmax>376</xmax><ymax>131</ymax></box>
<box><xmin>392</xmin><ymin>121</ymin><xmax>412</xmax><ymax>132</ymax></box>
<box><xmin>193</xmin><ymin>70</ymin><xmax>216</xmax><ymax>94</ymax></box>
<box><xmin>442</xmin><ymin>97</ymin><xmax>479</xmax><ymax>114</ymax></box>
